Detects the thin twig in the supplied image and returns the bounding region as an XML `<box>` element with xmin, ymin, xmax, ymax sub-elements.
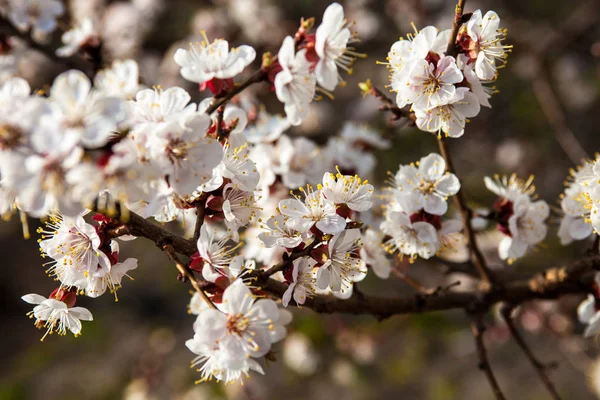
<box><xmin>472</xmin><ymin>315</ymin><xmax>507</xmax><ymax>400</ymax></box>
<box><xmin>363</xmin><ymin>81</ymin><xmax>414</xmax><ymax>122</ymax></box>
<box><xmin>437</xmin><ymin>137</ymin><xmax>495</xmax><ymax>285</ymax></box>
<box><xmin>262</xmin><ymin>240</ymin><xmax>319</xmax><ymax>278</ymax></box>
<box><xmin>95</xmin><ymin>202</ymin><xmax>600</xmax><ymax>316</ymax></box>
<box><xmin>391</xmin><ymin>264</ymin><xmax>434</xmax><ymax>294</ymax></box>
<box><xmin>531</xmin><ymin>73</ymin><xmax>588</xmax><ymax>165</ymax></box>
<box><xmin>204</xmin><ymin>69</ymin><xmax>268</xmax><ymax>115</ymax></box>
<box><xmin>501</xmin><ymin>305</ymin><xmax>563</xmax><ymax>400</ymax></box>
<box><xmin>445</xmin><ymin>0</ymin><xmax>467</xmax><ymax>57</ymax></box>
<box><xmin>193</xmin><ymin>195</ymin><xmax>207</xmax><ymax>242</ymax></box>
<box><xmin>0</xmin><ymin>15</ymin><xmax>91</xmax><ymax>75</ymax></box>
<box><xmin>163</xmin><ymin>244</ymin><xmax>217</xmax><ymax>310</ymax></box>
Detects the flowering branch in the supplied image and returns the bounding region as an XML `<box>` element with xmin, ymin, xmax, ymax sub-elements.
<box><xmin>472</xmin><ymin>315</ymin><xmax>507</xmax><ymax>400</ymax></box>
<box><xmin>437</xmin><ymin>137</ymin><xmax>495</xmax><ymax>285</ymax></box>
<box><xmin>360</xmin><ymin>79</ymin><xmax>414</xmax><ymax>122</ymax></box>
<box><xmin>204</xmin><ymin>68</ymin><xmax>268</xmax><ymax>115</ymax></box>
<box><xmin>445</xmin><ymin>0</ymin><xmax>468</xmax><ymax>58</ymax></box>
<box><xmin>262</xmin><ymin>239</ymin><xmax>319</xmax><ymax>278</ymax></box>
<box><xmin>501</xmin><ymin>304</ymin><xmax>563</xmax><ymax>400</ymax></box>
<box><xmin>0</xmin><ymin>15</ymin><xmax>93</xmax><ymax>76</ymax></box>
<box><xmin>162</xmin><ymin>244</ymin><xmax>217</xmax><ymax>310</ymax></box>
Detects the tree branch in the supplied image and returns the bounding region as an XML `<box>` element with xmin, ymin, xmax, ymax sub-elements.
<box><xmin>501</xmin><ymin>304</ymin><xmax>563</xmax><ymax>400</ymax></box>
<box><xmin>445</xmin><ymin>0</ymin><xmax>467</xmax><ymax>57</ymax></box>
<box><xmin>0</xmin><ymin>15</ymin><xmax>93</xmax><ymax>76</ymax></box>
<box><xmin>262</xmin><ymin>239</ymin><xmax>319</xmax><ymax>278</ymax></box>
<box><xmin>472</xmin><ymin>315</ymin><xmax>507</xmax><ymax>400</ymax></box>
<box><xmin>437</xmin><ymin>136</ymin><xmax>495</xmax><ymax>285</ymax></box>
<box><xmin>204</xmin><ymin>69</ymin><xmax>268</xmax><ymax>115</ymax></box>
<box><xmin>163</xmin><ymin>244</ymin><xmax>217</xmax><ymax>310</ymax></box>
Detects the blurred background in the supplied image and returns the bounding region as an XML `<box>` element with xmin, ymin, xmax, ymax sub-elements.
<box><xmin>1</xmin><ymin>0</ymin><xmax>600</xmax><ymax>398</ymax></box>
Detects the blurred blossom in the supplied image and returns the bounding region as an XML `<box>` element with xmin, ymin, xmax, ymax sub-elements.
<box><xmin>330</xmin><ymin>359</ymin><xmax>357</xmax><ymax>387</ymax></box>
<box><xmin>69</xmin><ymin>0</ymin><xmax>104</xmax><ymax>21</ymax></box>
<box><xmin>283</xmin><ymin>333</ymin><xmax>319</xmax><ymax>375</ymax></box>
<box><xmin>102</xmin><ymin>3</ymin><xmax>143</xmax><ymax>59</ymax></box>
<box><xmin>227</xmin><ymin>0</ymin><xmax>285</xmax><ymax>45</ymax></box>
<box><xmin>336</xmin><ymin>331</ymin><xmax>376</xmax><ymax>364</ymax></box>
<box><xmin>495</xmin><ymin>139</ymin><xmax>525</xmax><ymax>170</ymax></box>
<box><xmin>191</xmin><ymin>8</ymin><xmax>231</xmax><ymax>40</ymax></box>
<box><xmin>123</xmin><ymin>379</ymin><xmax>157</xmax><ymax>400</ymax></box>
<box><xmin>588</xmin><ymin>358</ymin><xmax>600</xmax><ymax>399</ymax></box>
<box><xmin>148</xmin><ymin>328</ymin><xmax>177</xmax><ymax>355</ymax></box>
<box><xmin>553</xmin><ymin>56</ymin><xmax>597</xmax><ymax>110</ymax></box>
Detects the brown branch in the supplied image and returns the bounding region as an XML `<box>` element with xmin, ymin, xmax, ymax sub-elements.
<box><xmin>445</xmin><ymin>0</ymin><xmax>467</xmax><ymax>57</ymax></box>
<box><xmin>437</xmin><ymin>137</ymin><xmax>495</xmax><ymax>285</ymax></box>
<box><xmin>253</xmin><ymin>255</ymin><xmax>600</xmax><ymax>318</ymax></box>
<box><xmin>363</xmin><ymin>81</ymin><xmax>415</xmax><ymax>122</ymax></box>
<box><xmin>531</xmin><ymin>72</ymin><xmax>588</xmax><ymax>165</ymax></box>
<box><xmin>472</xmin><ymin>315</ymin><xmax>507</xmax><ymax>400</ymax></box>
<box><xmin>163</xmin><ymin>244</ymin><xmax>217</xmax><ymax>310</ymax></box>
<box><xmin>0</xmin><ymin>15</ymin><xmax>93</xmax><ymax>76</ymax></box>
<box><xmin>204</xmin><ymin>69</ymin><xmax>267</xmax><ymax>115</ymax></box>
<box><xmin>192</xmin><ymin>195</ymin><xmax>207</xmax><ymax>243</ymax></box>
<box><xmin>95</xmin><ymin>204</ymin><xmax>600</xmax><ymax>317</ymax></box>
<box><xmin>501</xmin><ymin>305</ymin><xmax>563</xmax><ymax>400</ymax></box>
<box><xmin>391</xmin><ymin>264</ymin><xmax>434</xmax><ymax>294</ymax></box>
<box><xmin>262</xmin><ymin>240</ymin><xmax>319</xmax><ymax>278</ymax></box>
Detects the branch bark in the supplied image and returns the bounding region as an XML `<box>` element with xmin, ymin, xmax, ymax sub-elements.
<box><xmin>472</xmin><ymin>315</ymin><xmax>507</xmax><ymax>400</ymax></box>
<box><xmin>437</xmin><ymin>136</ymin><xmax>495</xmax><ymax>285</ymax></box>
<box><xmin>501</xmin><ymin>304</ymin><xmax>563</xmax><ymax>400</ymax></box>
<box><xmin>96</xmin><ymin>205</ymin><xmax>600</xmax><ymax>318</ymax></box>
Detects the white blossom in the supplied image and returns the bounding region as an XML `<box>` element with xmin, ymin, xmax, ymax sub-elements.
<box><xmin>258</xmin><ymin>215</ymin><xmax>304</xmax><ymax>249</ymax></box>
<box><xmin>314</xmin><ymin>3</ymin><xmax>357</xmax><ymax>91</ymax></box>
<box><xmin>414</xmin><ymin>88</ymin><xmax>480</xmax><ymax>138</ymax></box>
<box><xmin>174</xmin><ymin>36</ymin><xmax>256</xmax><ymax>84</ymax></box>
<box><xmin>185</xmin><ymin>281</ymin><xmax>290</xmax><ymax>382</ymax></box>
<box><xmin>463</xmin><ymin>10</ymin><xmax>510</xmax><ymax>80</ymax></box>
<box><xmin>56</xmin><ymin>18</ymin><xmax>96</xmax><ymax>58</ymax></box>
<box><xmin>279</xmin><ymin>186</ymin><xmax>346</xmax><ymax>235</ymax></box>
<box><xmin>282</xmin><ymin>257</ymin><xmax>317</xmax><ymax>307</ymax></box>
<box><xmin>321</xmin><ymin>171</ymin><xmax>374</xmax><ymax>212</ymax></box>
<box><xmin>22</xmin><ymin>293</ymin><xmax>93</xmax><ymax>339</ymax></box>
<box><xmin>316</xmin><ymin>229</ymin><xmax>367</xmax><ymax>293</ymax></box>
<box><xmin>393</xmin><ymin>153</ymin><xmax>460</xmax><ymax>215</ymax></box>
<box><xmin>381</xmin><ymin>211</ymin><xmax>439</xmax><ymax>260</ymax></box>
<box><xmin>8</xmin><ymin>0</ymin><xmax>64</xmax><ymax>37</ymax></box>
<box><xmin>95</xmin><ymin>59</ymin><xmax>141</xmax><ymax>98</ymax></box>
<box><xmin>274</xmin><ymin>36</ymin><xmax>316</xmax><ymax>126</ymax></box>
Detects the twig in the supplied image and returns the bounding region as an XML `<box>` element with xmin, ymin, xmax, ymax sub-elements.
<box><xmin>472</xmin><ymin>315</ymin><xmax>506</xmax><ymax>400</ymax></box>
<box><xmin>93</xmin><ymin>204</ymin><xmax>600</xmax><ymax>317</ymax></box>
<box><xmin>192</xmin><ymin>195</ymin><xmax>207</xmax><ymax>243</ymax></box>
<box><xmin>501</xmin><ymin>305</ymin><xmax>563</xmax><ymax>400</ymax></box>
<box><xmin>163</xmin><ymin>244</ymin><xmax>217</xmax><ymax>310</ymax></box>
<box><xmin>531</xmin><ymin>73</ymin><xmax>588</xmax><ymax>165</ymax></box>
<box><xmin>0</xmin><ymin>15</ymin><xmax>91</xmax><ymax>75</ymax></box>
<box><xmin>262</xmin><ymin>240</ymin><xmax>319</xmax><ymax>278</ymax></box>
<box><xmin>204</xmin><ymin>69</ymin><xmax>268</xmax><ymax>115</ymax></box>
<box><xmin>445</xmin><ymin>0</ymin><xmax>467</xmax><ymax>57</ymax></box>
<box><xmin>363</xmin><ymin>81</ymin><xmax>414</xmax><ymax>122</ymax></box>
<box><xmin>437</xmin><ymin>136</ymin><xmax>495</xmax><ymax>285</ymax></box>
<box><xmin>391</xmin><ymin>264</ymin><xmax>434</xmax><ymax>294</ymax></box>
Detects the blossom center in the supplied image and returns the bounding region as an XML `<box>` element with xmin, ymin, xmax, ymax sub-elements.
<box><xmin>226</xmin><ymin>314</ymin><xmax>249</xmax><ymax>335</ymax></box>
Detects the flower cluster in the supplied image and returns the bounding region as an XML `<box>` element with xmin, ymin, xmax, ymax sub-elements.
<box><xmin>381</xmin><ymin>153</ymin><xmax>462</xmax><ymax>261</ymax></box>
<box><xmin>557</xmin><ymin>160</ymin><xmax>597</xmax><ymax>245</ymax></box>
<box><xmin>9</xmin><ymin>0</ymin><xmax>599</xmax><ymax>389</ymax></box>
<box><xmin>384</xmin><ymin>10</ymin><xmax>510</xmax><ymax>137</ymax></box>
<box><xmin>185</xmin><ymin>281</ymin><xmax>291</xmax><ymax>383</ymax></box>
<box><xmin>484</xmin><ymin>174</ymin><xmax>549</xmax><ymax>263</ymax></box>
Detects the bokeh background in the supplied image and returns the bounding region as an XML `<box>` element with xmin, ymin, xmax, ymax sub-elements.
<box><xmin>1</xmin><ymin>0</ymin><xmax>600</xmax><ymax>399</ymax></box>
